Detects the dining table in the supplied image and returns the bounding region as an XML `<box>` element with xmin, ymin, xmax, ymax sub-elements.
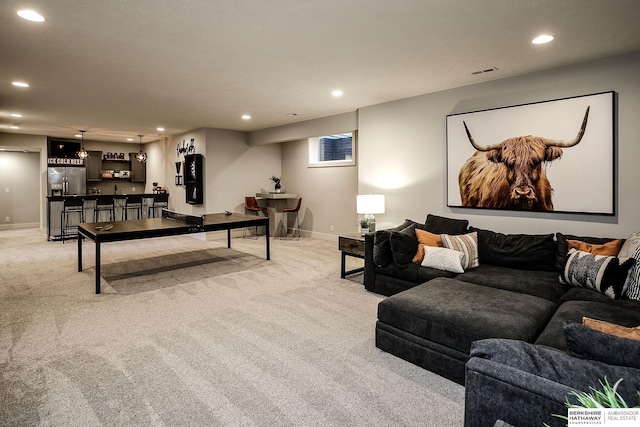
<box><xmin>255</xmin><ymin>192</ymin><xmax>298</xmax><ymax>237</ymax></box>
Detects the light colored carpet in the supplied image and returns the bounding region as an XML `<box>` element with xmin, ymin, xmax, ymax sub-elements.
<box><xmin>0</xmin><ymin>228</ymin><xmax>464</xmax><ymax>426</ymax></box>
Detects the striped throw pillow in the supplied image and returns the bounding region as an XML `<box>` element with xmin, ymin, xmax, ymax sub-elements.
<box><xmin>618</xmin><ymin>232</ymin><xmax>640</xmax><ymax>300</ymax></box>
<box><xmin>441</xmin><ymin>231</ymin><xmax>479</xmax><ymax>270</ymax></box>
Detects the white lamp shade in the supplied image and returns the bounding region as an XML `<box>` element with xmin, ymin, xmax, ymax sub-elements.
<box><xmin>357</xmin><ymin>194</ymin><xmax>385</xmax><ymax>214</ymax></box>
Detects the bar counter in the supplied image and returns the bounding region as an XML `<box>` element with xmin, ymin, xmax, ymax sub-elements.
<box><xmin>47</xmin><ymin>193</ymin><xmax>169</xmax><ymax>241</ymax></box>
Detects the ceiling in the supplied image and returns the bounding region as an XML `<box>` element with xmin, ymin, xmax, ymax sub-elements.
<box><xmin>2</xmin><ymin>0</ymin><xmax>640</xmax><ymax>143</ymax></box>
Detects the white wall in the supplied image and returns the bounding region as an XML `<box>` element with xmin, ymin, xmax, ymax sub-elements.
<box><xmin>281</xmin><ymin>139</ymin><xmax>358</xmax><ymax>238</ymax></box>
<box><xmin>358</xmin><ymin>52</ymin><xmax>640</xmax><ymax>238</ymax></box>
<box><xmin>0</xmin><ymin>133</ymin><xmax>47</xmax><ymax>229</ymax></box>
<box><xmin>0</xmin><ymin>151</ymin><xmax>40</xmax><ymax>229</ymax></box>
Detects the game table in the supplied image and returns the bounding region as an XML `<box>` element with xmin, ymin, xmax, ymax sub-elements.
<box><xmin>77</xmin><ymin>210</ymin><xmax>270</xmax><ymax>294</ymax></box>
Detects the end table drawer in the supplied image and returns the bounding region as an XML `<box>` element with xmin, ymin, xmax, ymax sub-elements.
<box><xmin>339</xmin><ymin>236</ymin><xmax>365</xmax><ymax>257</ymax></box>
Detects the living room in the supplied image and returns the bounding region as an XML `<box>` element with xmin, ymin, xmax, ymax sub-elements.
<box><xmin>2</xmin><ymin>2</ymin><xmax>640</xmax><ymax>426</ymax></box>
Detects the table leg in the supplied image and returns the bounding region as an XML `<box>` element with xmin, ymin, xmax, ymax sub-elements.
<box><xmin>227</xmin><ymin>228</ymin><xmax>231</xmax><ymax>248</ymax></box>
<box><xmin>95</xmin><ymin>242</ymin><xmax>101</xmax><ymax>294</ymax></box>
<box><xmin>265</xmin><ymin>220</ymin><xmax>270</xmax><ymax>260</ymax></box>
<box><xmin>78</xmin><ymin>234</ymin><xmax>83</xmax><ymax>272</ymax></box>
<box><xmin>341</xmin><ymin>252</ymin><xmax>347</xmax><ymax>278</ymax></box>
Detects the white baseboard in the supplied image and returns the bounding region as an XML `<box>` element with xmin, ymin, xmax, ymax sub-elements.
<box><xmin>0</xmin><ymin>222</ymin><xmax>39</xmax><ymax>231</ymax></box>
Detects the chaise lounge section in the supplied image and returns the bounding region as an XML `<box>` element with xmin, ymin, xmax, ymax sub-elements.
<box><xmin>365</xmin><ymin>215</ymin><xmax>640</xmax><ymax>426</ymax></box>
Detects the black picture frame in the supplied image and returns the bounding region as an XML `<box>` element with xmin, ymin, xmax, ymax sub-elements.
<box><xmin>446</xmin><ymin>91</ymin><xmax>615</xmax><ymax>215</ymax></box>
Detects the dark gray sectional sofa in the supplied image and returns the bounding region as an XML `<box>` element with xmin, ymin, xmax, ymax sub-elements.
<box><xmin>364</xmin><ymin>215</ymin><xmax>640</xmax><ymax>427</ymax></box>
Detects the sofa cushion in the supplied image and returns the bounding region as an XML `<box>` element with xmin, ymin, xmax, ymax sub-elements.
<box><xmin>457</xmin><ymin>264</ymin><xmax>566</xmax><ymax>303</ymax></box>
<box><xmin>564</xmin><ymin>322</ymin><xmax>640</xmax><ymax>369</ymax></box>
<box><xmin>559</xmin><ymin>248</ymin><xmax>635</xmax><ymax>300</ymax></box>
<box><xmin>618</xmin><ymin>232</ymin><xmax>640</xmax><ymax>300</ymax></box>
<box><xmin>378</xmin><ymin>278</ymin><xmax>557</xmax><ymax>354</ymax></box>
<box><xmin>375</xmin><ymin>260</ymin><xmax>458</xmax><ymax>285</ymax></box>
<box><xmin>420</xmin><ymin>246</ymin><xmax>464</xmax><ymax>273</ymax></box>
<box><xmin>561</xmin><ymin>287</ymin><xmax>640</xmax><ymax>311</ymax></box>
<box><xmin>535</xmin><ymin>299</ymin><xmax>640</xmax><ymax>352</ymax></box>
<box><xmin>424</xmin><ymin>214</ymin><xmax>468</xmax><ymax>235</ymax></box>
<box><xmin>555</xmin><ymin>233</ymin><xmax>620</xmax><ymax>272</ymax></box>
<box><xmin>471</xmin><ymin>228</ymin><xmax>556</xmax><ymax>272</ymax></box>
<box><xmin>441</xmin><ymin>231</ymin><xmax>479</xmax><ymax>269</ymax></box>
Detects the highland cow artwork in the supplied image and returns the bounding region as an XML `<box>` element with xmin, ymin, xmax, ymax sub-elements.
<box><xmin>446</xmin><ymin>92</ymin><xmax>615</xmax><ymax>215</ymax></box>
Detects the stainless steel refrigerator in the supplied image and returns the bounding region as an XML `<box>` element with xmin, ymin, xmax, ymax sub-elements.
<box><xmin>47</xmin><ymin>167</ymin><xmax>87</xmax><ymax>196</ymax></box>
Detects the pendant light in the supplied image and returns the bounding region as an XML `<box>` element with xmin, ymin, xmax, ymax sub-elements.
<box><xmin>77</xmin><ymin>130</ymin><xmax>90</xmax><ymax>160</ymax></box>
<box><xmin>135</xmin><ymin>134</ymin><xmax>147</xmax><ymax>163</ymax></box>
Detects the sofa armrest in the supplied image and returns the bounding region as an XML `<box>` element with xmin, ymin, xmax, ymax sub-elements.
<box><xmin>465</xmin><ymin>357</ymin><xmax>574</xmax><ymax>427</ymax></box>
<box><xmin>363</xmin><ymin>232</ymin><xmax>377</xmax><ymax>292</ymax></box>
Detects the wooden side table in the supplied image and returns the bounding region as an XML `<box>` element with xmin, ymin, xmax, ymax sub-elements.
<box><xmin>339</xmin><ymin>234</ymin><xmax>366</xmax><ymax>278</ymax></box>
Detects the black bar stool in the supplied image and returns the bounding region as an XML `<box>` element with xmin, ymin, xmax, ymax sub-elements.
<box><xmin>94</xmin><ymin>197</ymin><xmax>115</xmax><ymax>222</ymax></box>
<box><xmin>148</xmin><ymin>193</ymin><xmax>169</xmax><ymax>218</ymax></box>
<box><xmin>124</xmin><ymin>195</ymin><xmax>143</xmax><ymax>220</ymax></box>
<box><xmin>61</xmin><ymin>197</ymin><xmax>84</xmax><ymax>242</ymax></box>
<box><xmin>280</xmin><ymin>197</ymin><xmax>302</xmax><ymax>240</ymax></box>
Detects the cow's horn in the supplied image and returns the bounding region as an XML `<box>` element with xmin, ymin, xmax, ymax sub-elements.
<box><xmin>463</xmin><ymin>121</ymin><xmax>501</xmax><ymax>151</ymax></box>
<box><xmin>545</xmin><ymin>106</ymin><xmax>590</xmax><ymax>148</ymax></box>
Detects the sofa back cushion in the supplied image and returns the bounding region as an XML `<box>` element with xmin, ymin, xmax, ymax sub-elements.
<box><xmin>470</xmin><ymin>227</ymin><xmax>556</xmax><ymax>271</ymax></box>
<box><xmin>424</xmin><ymin>214</ymin><xmax>469</xmax><ymax>235</ymax></box>
<box><xmin>373</xmin><ymin>219</ymin><xmax>416</xmax><ymax>268</ymax></box>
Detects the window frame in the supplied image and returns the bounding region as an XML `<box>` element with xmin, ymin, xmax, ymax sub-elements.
<box><xmin>307</xmin><ymin>131</ymin><xmax>357</xmax><ymax>168</ymax></box>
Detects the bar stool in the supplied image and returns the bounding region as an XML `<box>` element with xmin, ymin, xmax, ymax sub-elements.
<box><xmin>148</xmin><ymin>193</ymin><xmax>169</xmax><ymax>218</ymax></box>
<box><xmin>61</xmin><ymin>197</ymin><xmax>84</xmax><ymax>242</ymax></box>
<box><xmin>94</xmin><ymin>197</ymin><xmax>115</xmax><ymax>222</ymax></box>
<box><xmin>124</xmin><ymin>195</ymin><xmax>143</xmax><ymax>220</ymax></box>
<box><xmin>280</xmin><ymin>197</ymin><xmax>302</xmax><ymax>240</ymax></box>
<box><xmin>243</xmin><ymin>196</ymin><xmax>267</xmax><ymax>238</ymax></box>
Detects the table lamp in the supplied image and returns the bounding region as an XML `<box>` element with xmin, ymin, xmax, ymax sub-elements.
<box><xmin>357</xmin><ymin>194</ymin><xmax>385</xmax><ymax>233</ymax></box>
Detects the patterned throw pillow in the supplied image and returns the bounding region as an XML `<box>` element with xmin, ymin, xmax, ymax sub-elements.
<box><xmin>559</xmin><ymin>248</ymin><xmax>635</xmax><ymax>299</ymax></box>
<box><xmin>441</xmin><ymin>231</ymin><xmax>479</xmax><ymax>270</ymax></box>
<box><xmin>618</xmin><ymin>232</ymin><xmax>640</xmax><ymax>300</ymax></box>
<box><xmin>420</xmin><ymin>246</ymin><xmax>464</xmax><ymax>273</ymax></box>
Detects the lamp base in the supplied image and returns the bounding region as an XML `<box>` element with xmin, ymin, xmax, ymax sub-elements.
<box><xmin>364</xmin><ymin>214</ymin><xmax>376</xmax><ymax>233</ymax></box>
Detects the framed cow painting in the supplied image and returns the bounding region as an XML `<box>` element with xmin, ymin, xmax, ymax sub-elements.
<box><xmin>446</xmin><ymin>91</ymin><xmax>615</xmax><ymax>215</ymax></box>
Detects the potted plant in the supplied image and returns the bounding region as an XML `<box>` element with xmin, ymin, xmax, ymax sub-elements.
<box><xmin>270</xmin><ymin>175</ymin><xmax>282</xmax><ymax>192</ymax></box>
<box><xmin>360</xmin><ymin>218</ymin><xmax>370</xmax><ymax>235</ymax></box>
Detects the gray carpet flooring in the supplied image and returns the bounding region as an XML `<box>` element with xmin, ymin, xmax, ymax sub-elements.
<box><xmin>0</xmin><ymin>228</ymin><xmax>464</xmax><ymax>426</ymax></box>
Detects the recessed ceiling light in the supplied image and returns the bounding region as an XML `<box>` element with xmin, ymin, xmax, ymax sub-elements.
<box><xmin>12</xmin><ymin>81</ymin><xmax>30</xmax><ymax>88</ymax></box>
<box><xmin>127</xmin><ymin>138</ymin><xmax>134</xmax><ymax>141</ymax></box>
<box><xmin>242</xmin><ymin>114</ymin><xmax>251</xmax><ymax>120</ymax></box>
<box><xmin>157</xmin><ymin>127</ymin><xmax>165</xmax><ymax>132</ymax></box>
<box><xmin>332</xmin><ymin>90</ymin><xmax>343</xmax><ymax>97</ymax></box>
<box><xmin>11</xmin><ymin>113</ymin><xmax>23</xmax><ymax>118</ymax></box>
<box><xmin>287</xmin><ymin>113</ymin><xmax>299</xmax><ymax>117</ymax></box>
<box><xmin>10</xmin><ymin>125</ymin><xmax>20</xmax><ymax>129</ymax></box>
<box><xmin>532</xmin><ymin>34</ymin><xmax>554</xmax><ymax>45</ymax></box>
<box><xmin>17</xmin><ymin>10</ymin><xmax>45</xmax><ymax>23</ymax></box>
<box><xmin>75</xmin><ymin>134</ymin><xmax>82</xmax><ymax>138</ymax></box>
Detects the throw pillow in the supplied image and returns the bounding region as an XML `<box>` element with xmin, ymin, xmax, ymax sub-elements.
<box><xmin>412</xmin><ymin>229</ymin><xmax>443</xmax><ymax>264</ymax></box>
<box><xmin>420</xmin><ymin>246</ymin><xmax>464</xmax><ymax>273</ymax></box>
<box><xmin>389</xmin><ymin>224</ymin><xmax>420</xmax><ymax>267</ymax></box>
<box><xmin>564</xmin><ymin>322</ymin><xmax>640</xmax><ymax>369</ymax></box>
<box><xmin>618</xmin><ymin>232</ymin><xmax>640</xmax><ymax>301</ymax></box>
<box><xmin>441</xmin><ymin>231</ymin><xmax>479</xmax><ymax>270</ymax></box>
<box><xmin>582</xmin><ymin>317</ymin><xmax>640</xmax><ymax>341</ymax></box>
<box><xmin>559</xmin><ymin>248</ymin><xmax>635</xmax><ymax>299</ymax></box>
<box><xmin>555</xmin><ymin>233</ymin><xmax>619</xmax><ymax>272</ymax></box>
<box><xmin>424</xmin><ymin>214</ymin><xmax>469</xmax><ymax>235</ymax></box>
<box><xmin>374</xmin><ymin>220</ymin><xmax>418</xmax><ymax>268</ymax></box>
<box><xmin>567</xmin><ymin>239</ymin><xmax>621</xmax><ymax>256</ymax></box>
<box><xmin>470</xmin><ymin>227</ymin><xmax>556</xmax><ymax>271</ymax></box>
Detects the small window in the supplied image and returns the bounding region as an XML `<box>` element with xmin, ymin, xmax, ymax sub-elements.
<box><xmin>308</xmin><ymin>132</ymin><xmax>356</xmax><ymax>167</ymax></box>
